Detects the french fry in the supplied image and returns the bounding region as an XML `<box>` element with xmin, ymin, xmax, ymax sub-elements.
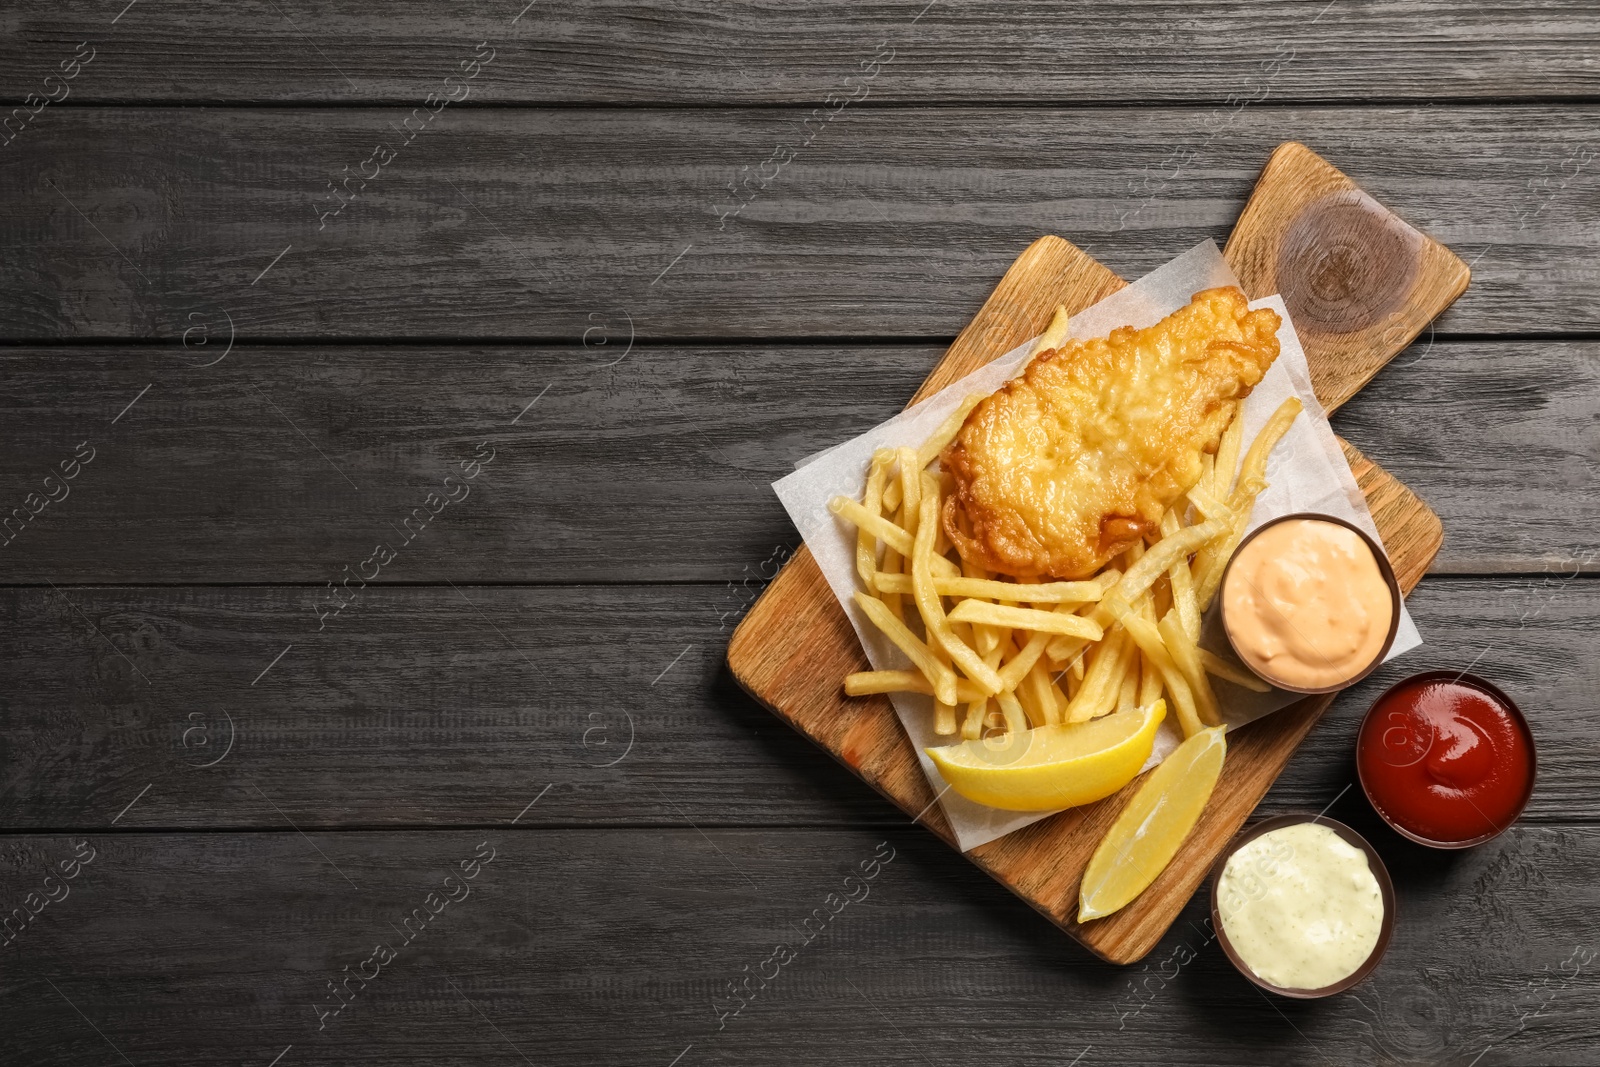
<box><xmin>931</xmin><ymin>640</ymin><xmax>959</xmax><ymax>735</ymax></box>
<box><xmin>916</xmin><ymin>392</ymin><xmax>988</xmax><ymax>471</ymax></box>
<box><xmin>996</xmin><ymin>690</ymin><xmax>1029</xmax><ymax>735</ymax></box>
<box><xmin>975</xmin><ymin>614</ymin><xmax>1010</xmax><ymax>677</ymax></box>
<box><xmin>949</xmin><ymin>617</ymin><xmax>992</xmax><ymax>727</ymax></box>
<box><xmin>869</xmin><ymin>573</ymin><xmax>1102</xmax><ymax>603</ymax></box>
<box><xmin>964</xmin><ymin>630</ymin><xmax>1015</xmax><ymax>737</ymax></box>
<box><xmin>1109</xmin><ymin>630</ymin><xmax>1139</xmax><ymax>706</ymax></box>
<box><xmin>1030</xmin><ymin>304</ymin><xmax>1072</xmax><ymax>359</ymax></box>
<box><xmin>947</xmin><ymin>600</ymin><xmax>1105</xmax><ymax>640</ymax></box>
<box><xmin>1158</xmin><ymin>609</ymin><xmax>1222</xmax><ymax>727</ymax></box>
<box><xmin>1021</xmin><ymin>657</ymin><xmax>1064</xmax><ymax>727</ymax></box>
<box><xmin>1014</xmin><ymin>672</ymin><xmax>1051</xmax><ymax>729</ymax></box>
<box><xmin>962</xmin><ymin>697</ymin><xmax>988</xmax><ymax>740</ymax></box>
<box><xmin>1102</xmin><ymin>520</ymin><xmax>1223</xmax><ymax>618</ymax></box>
<box><xmin>855</xmin><ymin>453</ymin><xmax>891</xmax><ymax>590</ymax></box>
<box><xmin>1211</xmin><ymin>406</ymin><xmax>1245</xmax><ymax>499</ymax></box>
<box><xmin>1192</xmin><ymin>534</ymin><xmax>1237</xmax><ymax>613</ymax></box>
<box><xmin>1108</xmin><ymin>634</ymin><xmax>1140</xmax><ymax>719</ymax></box>
<box><xmin>878</xmin><ymin>544</ymin><xmax>905</xmax><ymax>621</ymax></box>
<box><xmin>1192</xmin><ymin>396</ymin><xmax>1302</xmax><ymax>610</ymax></box>
<box><xmin>1093</xmin><ymin>630</ymin><xmax>1137</xmax><ymax>720</ymax></box>
<box><xmin>958</xmin><ymin>552</ymin><xmax>1002</xmax><ymax>657</ymax></box>
<box><xmin>882</xmin><ymin>479</ymin><xmax>900</xmax><ymax>515</ymax></box>
<box><xmin>853</xmin><ymin>592</ymin><xmax>957</xmax><ymax>704</ymax></box>
<box><xmin>878</xmin><ymin>443</ymin><xmax>904</xmax><ymax>514</ymax></box>
<box><xmin>950</xmin><ymin>617</ymin><xmax>982</xmax><ymax>653</ymax></box>
<box><xmin>896</xmin><ymin>446</ymin><xmax>922</xmax><ymax>542</ymax></box>
<box><xmin>932</xmin><ymin>474</ymin><xmax>956</xmax><ymax>558</ymax></box>
<box><xmin>844</xmin><ymin>670</ymin><xmax>992</xmax><ymax>702</ymax></box>
<box><xmin>1046</xmin><ymin>522</ymin><xmax>1223</xmax><ymax>661</ymax></box>
<box><xmin>953</xmin><ymin>511</ymin><xmax>1004</xmax><ymax>659</ymax></box>
<box><xmin>830</xmin><ymin>497</ymin><xmax>914</xmax><ymax>556</ymax></box>
<box><xmin>866</xmin><ymin>572</ymin><xmax>917</xmax><ymax>593</ymax></box>
<box><xmin>1137</xmin><ymin>593</ymin><xmax>1166</xmax><ymax>704</ymax></box>
<box><xmin>1236</xmin><ymin>396</ymin><xmax>1303</xmax><ymax>497</ymax></box>
<box><xmin>1065</xmin><ymin>626</ymin><xmax>1130</xmax><ymax>723</ymax></box>
<box><xmin>950</xmin><ymin>575</ymin><xmax>1102</xmax><ymax>603</ymax></box>
<box><xmin>1138</xmin><ymin>642</ymin><xmax>1163</xmax><ymax>706</ymax></box>
<box><xmin>1048</xmin><ymin>666</ymin><xmax>1072</xmax><ymax>723</ymax></box>
<box><xmin>913</xmin><ymin>473</ymin><xmax>1003</xmax><ymax>695</ymax></box>
<box><xmin>1120</xmin><ymin>612</ymin><xmax>1204</xmax><ymax>738</ymax></box>
<box><xmin>998</xmin><ymin>593</ymin><xmax>1110</xmax><ymax>691</ymax></box>
<box><xmin>1117</xmin><ymin>650</ymin><xmax>1140</xmax><ymax>713</ymax></box>
<box><xmin>1045</xmin><ymin>635</ymin><xmax>1086</xmax><ymax>666</ymax></box>
<box><xmin>999</xmin><ymin>630</ymin><xmax>1052</xmax><ymax>692</ymax></box>
<box><xmin>882</xmin><ymin>453</ymin><xmax>902</xmax><ymax>507</ymax></box>
<box><xmin>1160</xmin><ymin>509</ymin><xmax>1201</xmax><ymax>643</ymax></box>
<box><xmin>1199</xmin><ymin>648</ymin><xmax>1272</xmax><ymax>692</ymax></box>
<box><xmin>1185</xmin><ymin>483</ymin><xmax>1236</xmax><ymax>524</ymax></box>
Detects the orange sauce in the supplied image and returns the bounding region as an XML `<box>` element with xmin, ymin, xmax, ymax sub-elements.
<box><xmin>1222</xmin><ymin>519</ymin><xmax>1392</xmax><ymax>690</ymax></box>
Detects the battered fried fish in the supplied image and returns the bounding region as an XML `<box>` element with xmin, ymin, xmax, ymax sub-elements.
<box><xmin>941</xmin><ymin>286</ymin><xmax>1281</xmax><ymax>579</ymax></box>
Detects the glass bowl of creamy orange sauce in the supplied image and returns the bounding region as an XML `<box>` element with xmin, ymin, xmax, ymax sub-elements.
<box><xmin>1219</xmin><ymin>514</ymin><xmax>1401</xmax><ymax>694</ymax></box>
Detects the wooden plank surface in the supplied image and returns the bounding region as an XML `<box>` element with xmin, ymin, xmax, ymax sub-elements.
<box><xmin>0</xmin><ymin>575</ymin><xmax>1592</xmax><ymax>831</ymax></box>
<box><xmin>1</xmin><ymin>825</ymin><xmax>1596</xmax><ymax>1066</ymax></box>
<box><xmin>5</xmin><ymin>2</ymin><xmax>1600</xmax><ymax>104</ymax></box>
<box><xmin>1</xmin><ymin>107</ymin><xmax>1594</xmax><ymax>339</ymax></box>
<box><xmin>4</xmin><ymin>2</ymin><xmax>1595</xmax><ymax>1061</ymax></box>
<box><xmin>0</xmin><ymin>339</ymin><xmax>1595</xmax><ymax>581</ymax></box>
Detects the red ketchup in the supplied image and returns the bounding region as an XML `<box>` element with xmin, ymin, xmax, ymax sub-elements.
<box><xmin>1357</xmin><ymin>673</ymin><xmax>1534</xmax><ymax>846</ymax></box>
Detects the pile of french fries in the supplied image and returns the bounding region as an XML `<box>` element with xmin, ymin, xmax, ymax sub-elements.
<box><xmin>832</xmin><ymin>308</ymin><xmax>1302</xmax><ymax>744</ymax></box>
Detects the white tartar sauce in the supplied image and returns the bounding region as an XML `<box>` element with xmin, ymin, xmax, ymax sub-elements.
<box><xmin>1217</xmin><ymin>822</ymin><xmax>1384</xmax><ymax>990</ymax></box>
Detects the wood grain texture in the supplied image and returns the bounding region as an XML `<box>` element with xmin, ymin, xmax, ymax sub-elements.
<box><xmin>0</xmin><ymin>1</ymin><xmax>1589</xmax><ymax>1059</ymax></box>
<box><xmin>0</xmin><ymin>107</ymin><xmax>1592</xmax><ymax>340</ymax></box>
<box><xmin>0</xmin><ymin>575</ymin><xmax>1592</xmax><ymax>832</ymax></box>
<box><xmin>5</xmin><ymin>1</ymin><xmax>1600</xmax><ymax>104</ymax></box>
<box><xmin>1227</xmin><ymin>142</ymin><xmax>1471</xmax><ymax>411</ymax></box>
<box><xmin>1341</xmin><ymin>440</ymin><xmax>1441</xmax><ymax>592</ymax></box>
<box><xmin>0</xmin><ymin>343</ymin><xmax>833</xmax><ymax>585</ymax></box>
<box><xmin>907</xmin><ymin>236</ymin><xmax>1125</xmax><ymax>402</ymax></box>
<box><xmin>0</xmin><ymin>582</ymin><xmax>870</xmax><ymax>830</ymax></box>
<box><xmin>1338</xmin><ymin>339</ymin><xmax>1600</xmax><ymax>575</ymax></box>
<box><xmin>730</xmin><ymin>225</ymin><xmax>1448</xmax><ymax>962</ymax></box>
<box><xmin>0</xmin><ymin>825</ymin><xmax>1596</xmax><ymax>1066</ymax></box>
<box><xmin>0</xmin><ymin>339</ymin><xmax>1592</xmax><ymax>582</ymax></box>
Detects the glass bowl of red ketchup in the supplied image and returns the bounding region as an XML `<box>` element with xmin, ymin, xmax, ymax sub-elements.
<box><xmin>1357</xmin><ymin>671</ymin><xmax>1536</xmax><ymax>848</ymax></box>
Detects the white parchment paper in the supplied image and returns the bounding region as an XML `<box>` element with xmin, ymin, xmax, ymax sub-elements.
<box><xmin>772</xmin><ymin>241</ymin><xmax>1421</xmax><ymax>851</ymax></box>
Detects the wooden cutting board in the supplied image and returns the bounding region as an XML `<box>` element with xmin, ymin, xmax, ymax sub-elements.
<box><xmin>728</xmin><ymin>143</ymin><xmax>1463</xmax><ymax>964</ymax></box>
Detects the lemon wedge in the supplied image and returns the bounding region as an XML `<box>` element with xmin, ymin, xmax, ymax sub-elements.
<box><xmin>925</xmin><ymin>700</ymin><xmax>1166</xmax><ymax>812</ymax></box>
<box><xmin>1078</xmin><ymin>725</ymin><xmax>1227</xmax><ymax>922</ymax></box>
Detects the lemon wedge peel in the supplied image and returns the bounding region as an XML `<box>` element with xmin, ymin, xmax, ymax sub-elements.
<box><xmin>924</xmin><ymin>699</ymin><xmax>1166</xmax><ymax>813</ymax></box>
<box><xmin>1078</xmin><ymin>724</ymin><xmax>1228</xmax><ymax>923</ymax></box>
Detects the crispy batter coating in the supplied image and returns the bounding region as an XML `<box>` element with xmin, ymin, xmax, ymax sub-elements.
<box><xmin>941</xmin><ymin>286</ymin><xmax>1281</xmax><ymax>579</ymax></box>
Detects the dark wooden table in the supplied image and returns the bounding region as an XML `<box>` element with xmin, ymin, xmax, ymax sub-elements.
<box><xmin>2</xmin><ymin>3</ymin><xmax>1597</xmax><ymax>1064</ymax></box>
